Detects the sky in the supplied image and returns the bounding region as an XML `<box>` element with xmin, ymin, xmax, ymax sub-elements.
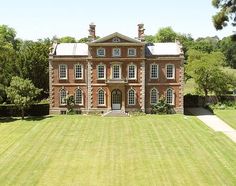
<box><xmin>0</xmin><ymin>0</ymin><xmax>235</xmax><ymax>41</ymax></box>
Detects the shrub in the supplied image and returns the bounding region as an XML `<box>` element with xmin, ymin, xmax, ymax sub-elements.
<box><xmin>151</xmin><ymin>97</ymin><xmax>172</xmax><ymax>114</ymax></box>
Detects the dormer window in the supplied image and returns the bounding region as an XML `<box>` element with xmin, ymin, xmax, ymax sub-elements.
<box><xmin>112</xmin><ymin>37</ymin><xmax>120</xmax><ymax>42</ymax></box>
<box><xmin>128</xmin><ymin>48</ymin><xmax>136</xmax><ymax>57</ymax></box>
<box><xmin>112</xmin><ymin>48</ymin><xmax>121</xmax><ymax>57</ymax></box>
<box><xmin>97</xmin><ymin>48</ymin><xmax>105</xmax><ymax>57</ymax></box>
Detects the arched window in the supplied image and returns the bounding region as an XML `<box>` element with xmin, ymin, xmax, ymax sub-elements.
<box><xmin>128</xmin><ymin>89</ymin><xmax>136</xmax><ymax>105</ymax></box>
<box><xmin>60</xmin><ymin>89</ymin><xmax>67</xmax><ymax>105</ymax></box>
<box><xmin>75</xmin><ymin>89</ymin><xmax>83</xmax><ymax>105</ymax></box>
<box><xmin>150</xmin><ymin>88</ymin><xmax>158</xmax><ymax>105</ymax></box>
<box><xmin>166</xmin><ymin>88</ymin><xmax>174</xmax><ymax>105</ymax></box>
<box><xmin>98</xmin><ymin>89</ymin><xmax>105</xmax><ymax>105</ymax></box>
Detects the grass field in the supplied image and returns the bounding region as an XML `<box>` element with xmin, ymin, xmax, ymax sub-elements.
<box><xmin>214</xmin><ymin>109</ymin><xmax>236</xmax><ymax>129</ymax></box>
<box><xmin>0</xmin><ymin>115</ymin><xmax>236</xmax><ymax>186</ymax></box>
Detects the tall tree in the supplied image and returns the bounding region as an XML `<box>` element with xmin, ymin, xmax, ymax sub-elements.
<box><xmin>212</xmin><ymin>0</ymin><xmax>236</xmax><ymax>30</ymax></box>
<box><xmin>16</xmin><ymin>39</ymin><xmax>50</xmax><ymax>98</ymax></box>
<box><xmin>155</xmin><ymin>27</ymin><xmax>177</xmax><ymax>42</ymax></box>
<box><xmin>186</xmin><ymin>49</ymin><xmax>234</xmax><ymax>98</ymax></box>
<box><xmin>6</xmin><ymin>76</ymin><xmax>41</xmax><ymax>119</ymax></box>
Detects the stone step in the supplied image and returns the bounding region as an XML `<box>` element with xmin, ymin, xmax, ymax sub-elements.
<box><xmin>103</xmin><ymin>110</ymin><xmax>129</xmax><ymax>117</ymax></box>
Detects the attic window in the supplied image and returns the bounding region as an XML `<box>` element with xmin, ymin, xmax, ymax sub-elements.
<box><xmin>112</xmin><ymin>37</ymin><xmax>120</xmax><ymax>43</ymax></box>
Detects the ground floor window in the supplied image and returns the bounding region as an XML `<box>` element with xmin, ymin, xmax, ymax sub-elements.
<box><xmin>75</xmin><ymin>89</ymin><xmax>83</xmax><ymax>105</ymax></box>
<box><xmin>98</xmin><ymin>89</ymin><xmax>105</xmax><ymax>105</ymax></box>
<box><xmin>128</xmin><ymin>89</ymin><xmax>135</xmax><ymax>105</ymax></box>
<box><xmin>166</xmin><ymin>88</ymin><xmax>174</xmax><ymax>105</ymax></box>
<box><xmin>150</xmin><ymin>88</ymin><xmax>158</xmax><ymax>105</ymax></box>
<box><xmin>60</xmin><ymin>89</ymin><xmax>67</xmax><ymax>105</ymax></box>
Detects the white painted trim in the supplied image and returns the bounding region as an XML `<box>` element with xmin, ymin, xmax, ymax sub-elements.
<box><xmin>74</xmin><ymin>88</ymin><xmax>84</xmax><ymax>106</ymax></box>
<box><xmin>150</xmin><ymin>88</ymin><xmax>159</xmax><ymax>105</ymax></box>
<box><xmin>127</xmin><ymin>48</ymin><xmax>137</xmax><ymax>57</ymax></box>
<box><xmin>127</xmin><ymin>63</ymin><xmax>137</xmax><ymax>80</ymax></box>
<box><xmin>96</xmin><ymin>47</ymin><xmax>106</xmax><ymax>57</ymax></box>
<box><xmin>97</xmin><ymin>88</ymin><xmax>106</xmax><ymax>106</ymax></box>
<box><xmin>166</xmin><ymin>64</ymin><xmax>175</xmax><ymax>79</ymax></box>
<box><xmin>59</xmin><ymin>88</ymin><xmax>67</xmax><ymax>105</ymax></box>
<box><xmin>112</xmin><ymin>48</ymin><xmax>121</xmax><ymax>57</ymax></box>
<box><xmin>59</xmin><ymin>64</ymin><xmax>68</xmax><ymax>80</ymax></box>
<box><xmin>111</xmin><ymin>63</ymin><xmax>122</xmax><ymax>80</ymax></box>
<box><xmin>166</xmin><ymin>88</ymin><xmax>175</xmax><ymax>105</ymax></box>
<box><xmin>74</xmin><ymin>64</ymin><xmax>84</xmax><ymax>80</ymax></box>
<box><xmin>150</xmin><ymin>63</ymin><xmax>159</xmax><ymax>79</ymax></box>
<box><xmin>127</xmin><ymin>88</ymin><xmax>136</xmax><ymax>105</ymax></box>
<box><xmin>97</xmin><ymin>63</ymin><xmax>106</xmax><ymax>80</ymax></box>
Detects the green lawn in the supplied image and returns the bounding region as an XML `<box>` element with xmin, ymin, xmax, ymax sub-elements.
<box><xmin>0</xmin><ymin>115</ymin><xmax>236</xmax><ymax>186</ymax></box>
<box><xmin>214</xmin><ymin>109</ymin><xmax>236</xmax><ymax>129</ymax></box>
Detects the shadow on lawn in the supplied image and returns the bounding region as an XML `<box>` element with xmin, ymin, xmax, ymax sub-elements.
<box><xmin>0</xmin><ymin>115</ymin><xmax>54</xmax><ymax>123</ymax></box>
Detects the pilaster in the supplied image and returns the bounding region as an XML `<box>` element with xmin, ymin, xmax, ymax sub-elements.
<box><xmin>140</xmin><ymin>60</ymin><xmax>146</xmax><ymax>112</ymax></box>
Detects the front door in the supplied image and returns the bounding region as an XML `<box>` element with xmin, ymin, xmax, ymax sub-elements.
<box><xmin>112</xmin><ymin>89</ymin><xmax>121</xmax><ymax>110</ymax></box>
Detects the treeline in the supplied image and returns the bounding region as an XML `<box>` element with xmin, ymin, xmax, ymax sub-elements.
<box><xmin>0</xmin><ymin>25</ymin><xmax>236</xmax><ymax>104</ymax></box>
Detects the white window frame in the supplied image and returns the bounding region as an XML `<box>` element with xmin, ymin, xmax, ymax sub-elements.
<box><xmin>74</xmin><ymin>64</ymin><xmax>83</xmax><ymax>79</ymax></box>
<box><xmin>166</xmin><ymin>88</ymin><xmax>175</xmax><ymax>105</ymax></box>
<box><xmin>150</xmin><ymin>64</ymin><xmax>159</xmax><ymax>79</ymax></box>
<box><xmin>128</xmin><ymin>88</ymin><xmax>136</xmax><ymax>105</ymax></box>
<box><xmin>97</xmin><ymin>48</ymin><xmax>105</xmax><ymax>57</ymax></box>
<box><xmin>166</xmin><ymin>64</ymin><xmax>175</xmax><ymax>79</ymax></box>
<box><xmin>112</xmin><ymin>48</ymin><xmax>121</xmax><ymax>57</ymax></box>
<box><xmin>75</xmin><ymin>88</ymin><xmax>83</xmax><ymax>106</ymax></box>
<box><xmin>97</xmin><ymin>64</ymin><xmax>106</xmax><ymax>80</ymax></box>
<box><xmin>59</xmin><ymin>64</ymin><xmax>68</xmax><ymax>80</ymax></box>
<box><xmin>112</xmin><ymin>37</ymin><xmax>121</xmax><ymax>42</ymax></box>
<box><xmin>127</xmin><ymin>48</ymin><xmax>137</xmax><ymax>57</ymax></box>
<box><xmin>128</xmin><ymin>63</ymin><xmax>137</xmax><ymax>80</ymax></box>
<box><xmin>150</xmin><ymin>88</ymin><xmax>159</xmax><ymax>105</ymax></box>
<box><xmin>97</xmin><ymin>88</ymin><xmax>106</xmax><ymax>106</ymax></box>
<box><xmin>111</xmin><ymin>64</ymin><xmax>121</xmax><ymax>79</ymax></box>
<box><xmin>59</xmin><ymin>89</ymin><xmax>67</xmax><ymax>105</ymax></box>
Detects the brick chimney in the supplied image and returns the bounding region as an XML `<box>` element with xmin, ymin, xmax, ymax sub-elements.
<box><xmin>138</xmin><ymin>23</ymin><xmax>145</xmax><ymax>42</ymax></box>
<box><xmin>88</xmin><ymin>23</ymin><xmax>96</xmax><ymax>41</ymax></box>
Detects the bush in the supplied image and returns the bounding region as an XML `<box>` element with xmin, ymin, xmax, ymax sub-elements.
<box><xmin>207</xmin><ymin>100</ymin><xmax>236</xmax><ymax>111</ymax></box>
<box><xmin>0</xmin><ymin>104</ymin><xmax>49</xmax><ymax>117</ymax></box>
<box><xmin>151</xmin><ymin>98</ymin><xmax>172</xmax><ymax>114</ymax></box>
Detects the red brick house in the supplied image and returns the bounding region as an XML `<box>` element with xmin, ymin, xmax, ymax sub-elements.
<box><xmin>49</xmin><ymin>24</ymin><xmax>184</xmax><ymax>114</ymax></box>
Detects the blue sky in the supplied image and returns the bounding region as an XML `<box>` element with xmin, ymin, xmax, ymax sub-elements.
<box><xmin>0</xmin><ymin>0</ymin><xmax>235</xmax><ymax>40</ymax></box>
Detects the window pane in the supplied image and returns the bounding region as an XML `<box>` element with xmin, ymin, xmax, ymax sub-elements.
<box><xmin>75</xmin><ymin>89</ymin><xmax>83</xmax><ymax>105</ymax></box>
<box><xmin>128</xmin><ymin>89</ymin><xmax>135</xmax><ymax>105</ymax></box>
<box><xmin>113</xmin><ymin>48</ymin><xmax>121</xmax><ymax>57</ymax></box>
<box><xmin>59</xmin><ymin>65</ymin><xmax>67</xmax><ymax>79</ymax></box>
<box><xmin>113</xmin><ymin>65</ymin><xmax>120</xmax><ymax>79</ymax></box>
<box><xmin>167</xmin><ymin>64</ymin><xmax>174</xmax><ymax>78</ymax></box>
<box><xmin>128</xmin><ymin>65</ymin><xmax>135</xmax><ymax>79</ymax></box>
<box><xmin>128</xmin><ymin>48</ymin><xmax>136</xmax><ymax>56</ymax></box>
<box><xmin>75</xmin><ymin>64</ymin><xmax>82</xmax><ymax>79</ymax></box>
<box><xmin>151</xmin><ymin>89</ymin><xmax>157</xmax><ymax>104</ymax></box>
<box><xmin>60</xmin><ymin>90</ymin><xmax>67</xmax><ymax>104</ymax></box>
<box><xmin>97</xmin><ymin>48</ymin><xmax>105</xmax><ymax>56</ymax></box>
<box><xmin>151</xmin><ymin>64</ymin><xmax>158</xmax><ymax>78</ymax></box>
<box><xmin>98</xmin><ymin>90</ymin><xmax>105</xmax><ymax>105</ymax></box>
<box><xmin>98</xmin><ymin>65</ymin><xmax>105</xmax><ymax>79</ymax></box>
<box><xmin>166</xmin><ymin>89</ymin><xmax>173</xmax><ymax>104</ymax></box>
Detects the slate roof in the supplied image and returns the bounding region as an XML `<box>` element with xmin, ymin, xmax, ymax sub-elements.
<box><xmin>54</xmin><ymin>43</ymin><xmax>88</xmax><ymax>56</ymax></box>
<box><xmin>145</xmin><ymin>43</ymin><xmax>182</xmax><ymax>56</ymax></box>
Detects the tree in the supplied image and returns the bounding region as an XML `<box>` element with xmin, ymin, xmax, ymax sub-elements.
<box><xmin>6</xmin><ymin>76</ymin><xmax>41</xmax><ymax>119</ymax></box>
<box><xmin>16</xmin><ymin>39</ymin><xmax>50</xmax><ymax>98</ymax></box>
<box><xmin>59</xmin><ymin>36</ymin><xmax>76</xmax><ymax>43</ymax></box>
<box><xmin>212</xmin><ymin>0</ymin><xmax>236</xmax><ymax>30</ymax></box>
<box><xmin>186</xmin><ymin>49</ymin><xmax>233</xmax><ymax>99</ymax></box>
<box><xmin>218</xmin><ymin>36</ymin><xmax>236</xmax><ymax>68</ymax></box>
<box><xmin>155</xmin><ymin>27</ymin><xmax>178</xmax><ymax>42</ymax></box>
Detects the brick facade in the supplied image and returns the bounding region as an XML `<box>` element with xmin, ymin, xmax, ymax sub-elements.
<box><xmin>49</xmin><ymin>25</ymin><xmax>184</xmax><ymax>114</ymax></box>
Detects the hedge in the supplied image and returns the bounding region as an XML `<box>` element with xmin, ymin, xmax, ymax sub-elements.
<box><xmin>0</xmin><ymin>104</ymin><xmax>49</xmax><ymax>117</ymax></box>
